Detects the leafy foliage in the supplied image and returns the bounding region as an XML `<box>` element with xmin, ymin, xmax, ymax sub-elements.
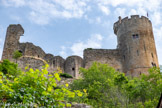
<box><xmin>0</xmin><ymin>59</ymin><xmax>21</xmax><ymax>79</ymax></box>
<box><xmin>0</xmin><ymin>63</ymin><xmax>86</xmax><ymax>107</ymax></box>
<box><xmin>70</xmin><ymin>62</ymin><xmax>162</xmax><ymax>108</ymax></box>
<box><xmin>13</xmin><ymin>50</ymin><xmax>22</xmax><ymax>63</ymax></box>
<box><xmin>60</xmin><ymin>73</ymin><xmax>73</xmax><ymax>78</ymax></box>
<box><xmin>86</xmin><ymin>48</ymin><xmax>93</xmax><ymax>50</ymax></box>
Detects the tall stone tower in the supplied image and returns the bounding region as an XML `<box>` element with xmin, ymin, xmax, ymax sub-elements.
<box><xmin>114</xmin><ymin>15</ymin><xmax>159</xmax><ymax>76</ymax></box>
<box><xmin>2</xmin><ymin>24</ymin><xmax>24</xmax><ymax>61</ymax></box>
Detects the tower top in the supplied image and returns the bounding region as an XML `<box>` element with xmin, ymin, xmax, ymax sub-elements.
<box><xmin>113</xmin><ymin>15</ymin><xmax>151</xmax><ymax>35</ymax></box>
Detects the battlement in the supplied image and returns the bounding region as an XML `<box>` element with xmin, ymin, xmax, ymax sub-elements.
<box><xmin>113</xmin><ymin>15</ymin><xmax>151</xmax><ymax>35</ymax></box>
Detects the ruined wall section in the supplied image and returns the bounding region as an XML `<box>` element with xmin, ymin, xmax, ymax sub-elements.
<box><xmin>2</xmin><ymin>24</ymin><xmax>24</xmax><ymax>61</ymax></box>
<box><xmin>19</xmin><ymin>42</ymin><xmax>46</xmax><ymax>59</ymax></box>
<box><xmin>64</xmin><ymin>56</ymin><xmax>83</xmax><ymax>78</ymax></box>
<box><xmin>114</xmin><ymin>15</ymin><xmax>159</xmax><ymax>76</ymax></box>
<box><xmin>52</xmin><ymin>56</ymin><xmax>65</xmax><ymax>73</ymax></box>
<box><xmin>17</xmin><ymin>56</ymin><xmax>45</xmax><ymax>71</ymax></box>
<box><xmin>83</xmin><ymin>49</ymin><xmax>122</xmax><ymax>72</ymax></box>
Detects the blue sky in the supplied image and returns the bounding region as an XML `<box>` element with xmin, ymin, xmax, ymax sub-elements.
<box><xmin>0</xmin><ymin>0</ymin><xmax>162</xmax><ymax>65</ymax></box>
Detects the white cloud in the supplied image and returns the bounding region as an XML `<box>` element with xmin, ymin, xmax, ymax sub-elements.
<box><xmin>59</xmin><ymin>46</ymin><xmax>68</xmax><ymax>58</ymax></box>
<box><xmin>114</xmin><ymin>8</ymin><xmax>126</xmax><ymax>17</ymax></box>
<box><xmin>154</xmin><ymin>27</ymin><xmax>162</xmax><ymax>41</ymax></box>
<box><xmin>98</xmin><ymin>5</ymin><xmax>110</xmax><ymax>15</ymax></box>
<box><xmin>70</xmin><ymin>34</ymin><xmax>103</xmax><ymax>57</ymax></box>
<box><xmin>151</xmin><ymin>12</ymin><xmax>162</xmax><ymax>26</ymax></box>
<box><xmin>29</xmin><ymin>11</ymin><xmax>50</xmax><ymax>25</ymax></box>
<box><xmin>10</xmin><ymin>15</ymin><xmax>23</xmax><ymax>23</ymax></box>
<box><xmin>27</xmin><ymin>0</ymin><xmax>89</xmax><ymax>25</ymax></box>
<box><xmin>1</xmin><ymin>0</ymin><xmax>25</xmax><ymax>7</ymax></box>
<box><xmin>2</xmin><ymin>0</ymin><xmax>89</xmax><ymax>25</ymax></box>
<box><xmin>0</xmin><ymin>25</ymin><xmax>5</xmax><ymax>60</ymax></box>
<box><xmin>156</xmin><ymin>44</ymin><xmax>162</xmax><ymax>65</ymax></box>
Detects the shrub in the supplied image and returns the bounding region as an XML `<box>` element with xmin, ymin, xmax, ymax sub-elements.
<box><xmin>86</xmin><ymin>48</ymin><xmax>93</xmax><ymax>50</ymax></box>
<box><xmin>13</xmin><ymin>50</ymin><xmax>22</xmax><ymax>63</ymax></box>
<box><xmin>70</xmin><ymin>62</ymin><xmax>162</xmax><ymax>108</ymax></box>
<box><xmin>0</xmin><ymin>59</ymin><xmax>21</xmax><ymax>79</ymax></box>
<box><xmin>0</xmin><ymin>64</ymin><xmax>86</xmax><ymax>107</ymax></box>
<box><xmin>60</xmin><ymin>73</ymin><xmax>73</xmax><ymax>78</ymax></box>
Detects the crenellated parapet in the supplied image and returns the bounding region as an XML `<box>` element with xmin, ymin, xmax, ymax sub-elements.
<box><xmin>113</xmin><ymin>15</ymin><xmax>152</xmax><ymax>35</ymax></box>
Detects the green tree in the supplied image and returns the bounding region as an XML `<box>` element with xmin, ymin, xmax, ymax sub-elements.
<box><xmin>70</xmin><ymin>62</ymin><xmax>162</xmax><ymax>108</ymax></box>
<box><xmin>13</xmin><ymin>50</ymin><xmax>22</xmax><ymax>63</ymax></box>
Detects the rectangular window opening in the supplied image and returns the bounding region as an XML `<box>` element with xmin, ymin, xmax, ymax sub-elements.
<box><xmin>137</xmin><ymin>50</ymin><xmax>139</xmax><ymax>56</ymax></box>
<box><xmin>132</xmin><ymin>34</ymin><xmax>139</xmax><ymax>39</ymax></box>
<box><xmin>151</xmin><ymin>53</ymin><xmax>154</xmax><ymax>58</ymax></box>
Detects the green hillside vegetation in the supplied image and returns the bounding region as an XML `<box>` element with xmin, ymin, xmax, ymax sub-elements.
<box><xmin>70</xmin><ymin>62</ymin><xmax>162</xmax><ymax>108</ymax></box>
<box><xmin>0</xmin><ymin>60</ymin><xmax>161</xmax><ymax>107</ymax></box>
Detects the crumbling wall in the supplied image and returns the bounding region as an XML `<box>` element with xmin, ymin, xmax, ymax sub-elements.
<box><xmin>84</xmin><ymin>49</ymin><xmax>122</xmax><ymax>72</ymax></box>
<box><xmin>52</xmin><ymin>56</ymin><xmax>65</xmax><ymax>73</ymax></box>
<box><xmin>19</xmin><ymin>42</ymin><xmax>46</xmax><ymax>59</ymax></box>
<box><xmin>2</xmin><ymin>24</ymin><xmax>24</xmax><ymax>61</ymax></box>
<box><xmin>17</xmin><ymin>56</ymin><xmax>45</xmax><ymax>71</ymax></box>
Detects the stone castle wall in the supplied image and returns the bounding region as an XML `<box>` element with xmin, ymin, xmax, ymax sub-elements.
<box><xmin>1</xmin><ymin>15</ymin><xmax>159</xmax><ymax>77</ymax></box>
<box><xmin>83</xmin><ymin>49</ymin><xmax>122</xmax><ymax>72</ymax></box>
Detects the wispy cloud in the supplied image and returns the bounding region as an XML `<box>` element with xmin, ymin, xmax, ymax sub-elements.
<box><xmin>70</xmin><ymin>34</ymin><xmax>103</xmax><ymax>57</ymax></box>
<box><xmin>59</xmin><ymin>34</ymin><xmax>103</xmax><ymax>58</ymax></box>
<box><xmin>0</xmin><ymin>25</ymin><xmax>5</xmax><ymax>60</ymax></box>
<box><xmin>98</xmin><ymin>5</ymin><xmax>110</xmax><ymax>16</ymax></box>
<box><xmin>59</xmin><ymin>46</ymin><xmax>68</xmax><ymax>58</ymax></box>
<box><xmin>1</xmin><ymin>0</ymin><xmax>25</xmax><ymax>7</ymax></box>
<box><xmin>2</xmin><ymin>0</ymin><xmax>89</xmax><ymax>25</ymax></box>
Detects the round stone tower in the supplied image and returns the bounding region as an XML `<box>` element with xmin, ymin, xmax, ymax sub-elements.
<box><xmin>2</xmin><ymin>24</ymin><xmax>24</xmax><ymax>61</ymax></box>
<box><xmin>113</xmin><ymin>15</ymin><xmax>159</xmax><ymax>76</ymax></box>
<box><xmin>64</xmin><ymin>56</ymin><xmax>83</xmax><ymax>78</ymax></box>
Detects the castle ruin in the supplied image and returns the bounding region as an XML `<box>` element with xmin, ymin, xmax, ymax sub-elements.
<box><xmin>1</xmin><ymin>15</ymin><xmax>159</xmax><ymax>77</ymax></box>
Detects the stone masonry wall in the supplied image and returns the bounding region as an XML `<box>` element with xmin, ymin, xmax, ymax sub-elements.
<box><xmin>83</xmin><ymin>49</ymin><xmax>122</xmax><ymax>72</ymax></box>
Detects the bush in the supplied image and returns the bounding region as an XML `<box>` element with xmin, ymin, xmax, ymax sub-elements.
<box><xmin>0</xmin><ymin>59</ymin><xmax>21</xmax><ymax>79</ymax></box>
<box><xmin>13</xmin><ymin>50</ymin><xmax>22</xmax><ymax>63</ymax></box>
<box><xmin>0</xmin><ymin>63</ymin><xmax>86</xmax><ymax>107</ymax></box>
<box><xmin>70</xmin><ymin>62</ymin><xmax>162</xmax><ymax>108</ymax></box>
<box><xmin>60</xmin><ymin>73</ymin><xmax>73</xmax><ymax>78</ymax></box>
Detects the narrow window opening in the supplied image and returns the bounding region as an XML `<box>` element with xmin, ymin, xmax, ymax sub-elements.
<box><xmin>53</xmin><ymin>60</ymin><xmax>55</xmax><ymax>65</ymax></box>
<box><xmin>151</xmin><ymin>53</ymin><xmax>154</xmax><ymax>58</ymax></box>
<box><xmin>144</xmin><ymin>44</ymin><xmax>146</xmax><ymax>51</ymax></box>
<box><xmin>38</xmin><ymin>55</ymin><xmax>39</xmax><ymax>58</ymax></box>
<box><xmin>72</xmin><ymin>68</ymin><xmax>75</xmax><ymax>71</ymax></box>
<box><xmin>132</xmin><ymin>34</ymin><xmax>136</xmax><ymax>39</ymax></box>
<box><xmin>132</xmin><ymin>34</ymin><xmax>139</xmax><ymax>39</ymax></box>
<box><xmin>123</xmin><ymin>55</ymin><xmax>125</xmax><ymax>60</ymax></box>
<box><xmin>136</xmin><ymin>34</ymin><xmax>139</xmax><ymax>38</ymax></box>
<box><xmin>151</xmin><ymin>62</ymin><xmax>154</xmax><ymax>66</ymax></box>
<box><xmin>151</xmin><ymin>62</ymin><xmax>156</xmax><ymax>67</ymax></box>
<box><xmin>137</xmin><ymin>50</ymin><xmax>139</xmax><ymax>56</ymax></box>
